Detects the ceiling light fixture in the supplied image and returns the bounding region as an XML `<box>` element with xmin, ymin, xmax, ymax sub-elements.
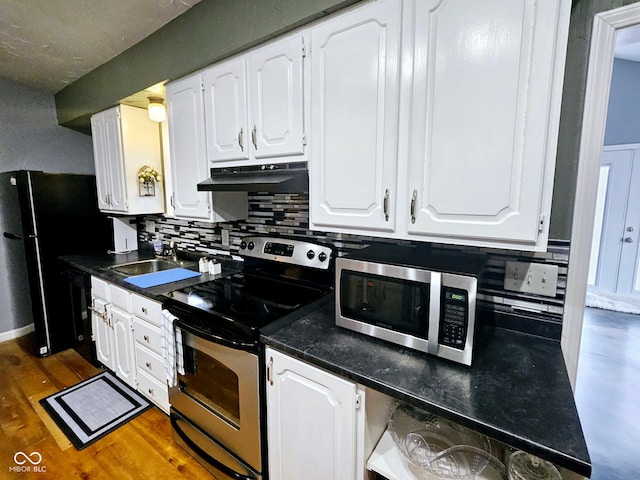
<box><xmin>147</xmin><ymin>97</ymin><xmax>166</xmax><ymax>122</ymax></box>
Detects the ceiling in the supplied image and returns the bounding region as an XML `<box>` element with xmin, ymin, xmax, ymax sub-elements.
<box><xmin>1</xmin><ymin>2</ymin><xmax>640</xmax><ymax>106</ymax></box>
<box><xmin>0</xmin><ymin>0</ymin><xmax>201</xmax><ymax>95</ymax></box>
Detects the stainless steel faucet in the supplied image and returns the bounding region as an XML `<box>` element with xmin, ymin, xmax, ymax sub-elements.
<box><xmin>169</xmin><ymin>240</ymin><xmax>178</xmax><ymax>261</ymax></box>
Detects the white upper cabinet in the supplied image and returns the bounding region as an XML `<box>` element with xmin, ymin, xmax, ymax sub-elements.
<box><xmin>405</xmin><ymin>0</ymin><xmax>569</xmax><ymax>248</ymax></box>
<box><xmin>248</xmin><ymin>35</ymin><xmax>305</xmax><ymax>159</ymax></box>
<box><xmin>310</xmin><ymin>0</ymin><xmax>401</xmax><ymax>232</ymax></box>
<box><xmin>167</xmin><ymin>73</ymin><xmax>249</xmax><ymax>222</ymax></box>
<box><xmin>167</xmin><ymin>74</ymin><xmax>211</xmax><ymax>220</ymax></box>
<box><xmin>204</xmin><ymin>58</ymin><xmax>249</xmax><ymax>162</ymax></box>
<box><xmin>91</xmin><ymin>105</ymin><xmax>164</xmax><ymax>215</ymax></box>
<box><xmin>309</xmin><ymin>0</ymin><xmax>570</xmax><ymax>251</ymax></box>
<box><xmin>204</xmin><ymin>33</ymin><xmax>307</xmax><ymax>166</ymax></box>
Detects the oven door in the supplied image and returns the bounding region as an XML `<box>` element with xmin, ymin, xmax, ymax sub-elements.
<box><xmin>169</xmin><ymin>321</ymin><xmax>262</xmax><ymax>474</ymax></box>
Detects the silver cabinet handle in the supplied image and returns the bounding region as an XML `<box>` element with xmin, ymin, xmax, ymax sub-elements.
<box><xmin>624</xmin><ymin>237</ymin><xmax>634</xmax><ymax>243</ymax></box>
<box><xmin>251</xmin><ymin>125</ymin><xmax>257</xmax><ymax>150</ymax></box>
<box><xmin>383</xmin><ymin>189</ymin><xmax>390</xmax><ymax>222</ymax></box>
<box><xmin>267</xmin><ymin>356</ymin><xmax>273</xmax><ymax>386</ymax></box>
<box><xmin>170</xmin><ymin>193</ymin><xmax>175</xmax><ymax>208</ymax></box>
<box><xmin>238</xmin><ymin>128</ymin><xmax>244</xmax><ymax>151</ymax></box>
<box><xmin>410</xmin><ymin>190</ymin><xmax>417</xmax><ymax>224</ymax></box>
<box><xmin>627</xmin><ymin>226</ymin><xmax>634</xmax><ymax>232</ymax></box>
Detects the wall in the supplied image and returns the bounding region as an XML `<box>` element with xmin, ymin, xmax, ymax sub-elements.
<box><xmin>0</xmin><ymin>78</ymin><xmax>95</xmax><ymax>336</ymax></box>
<box><xmin>604</xmin><ymin>58</ymin><xmax>640</xmax><ymax>145</ymax></box>
<box><xmin>550</xmin><ymin>0</ymin><xmax>639</xmax><ymax>240</ymax></box>
<box><xmin>138</xmin><ymin>193</ymin><xmax>569</xmax><ymax>340</ymax></box>
<box><xmin>54</xmin><ymin>0</ymin><xmax>359</xmax><ymax>133</ymax></box>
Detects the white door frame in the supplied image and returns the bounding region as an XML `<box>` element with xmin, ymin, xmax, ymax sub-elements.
<box><xmin>563</xmin><ymin>3</ymin><xmax>640</xmax><ymax>389</ymax></box>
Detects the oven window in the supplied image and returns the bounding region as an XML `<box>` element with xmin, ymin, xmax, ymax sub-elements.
<box><xmin>180</xmin><ymin>344</ymin><xmax>241</xmax><ymax>428</ymax></box>
<box><xmin>340</xmin><ymin>270</ymin><xmax>429</xmax><ymax>338</ymax></box>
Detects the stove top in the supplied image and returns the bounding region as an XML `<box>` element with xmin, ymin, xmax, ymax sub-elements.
<box><xmin>164</xmin><ymin>236</ymin><xmax>334</xmax><ymax>339</ymax></box>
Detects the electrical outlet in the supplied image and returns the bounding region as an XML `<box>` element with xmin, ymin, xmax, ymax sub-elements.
<box><xmin>145</xmin><ymin>220</ymin><xmax>155</xmax><ymax>232</ymax></box>
<box><xmin>503</xmin><ymin>261</ymin><xmax>559</xmax><ymax>297</ymax></box>
<box><xmin>221</xmin><ymin>229</ymin><xmax>230</xmax><ymax>247</ymax></box>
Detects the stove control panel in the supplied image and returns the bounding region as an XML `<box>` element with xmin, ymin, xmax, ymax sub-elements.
<box><xmin>240</xmin><ymin>236</ymin><xmax>334</xmax><ymax>270</ymax></box>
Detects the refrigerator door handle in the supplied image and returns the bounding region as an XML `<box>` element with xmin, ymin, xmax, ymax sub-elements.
<box><xmin>3</xmin><ymin>232</ymin><xmax>37</xmax><ymax>240</ymax></box>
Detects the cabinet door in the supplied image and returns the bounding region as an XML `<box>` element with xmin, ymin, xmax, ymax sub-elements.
<box><xmin>167</xmin><ymin>74</ymin><xmax>212</xmax><ymax>220</ymax></box>
<box><xmin>310</xmin><ymin>0</ymin><xmax>401</xmax><ymax>232</ymax></box>
<box><xmin>90</xmin><ymin>114</ymin><xmax>112</xmax><ymax>211</ymax></box>
<box><xmin>406</xmin><ymin>0</ymin><xmax>566</xmax><ymax>248</ymax></box>
<box><xmin>103</xmin><ymin>107</ymin><xmax>127</xmax><ymax>213</ymax></box>
<box><xmin>266</xmin><ymin>348</ymin><xmax>358</xmax><ymax>480</ymax></box>
<box><xmin>248</xmin><ymin>34</ymin><xmax>305</xmax><ymax>159</ymax></box>
<box><xmin>91</xmin><ymin>297</ymin><xmax>113</xmax><ymax>371</ymax></box>
<box><xmin>204</xmin><ymin>58</ymin><xmax>249</xmax><ymax>162</ymax></box>
<box><xmin>112</xmin><ymin>307</ymin><xmax>137</xmax><ymax>388</ymax></box>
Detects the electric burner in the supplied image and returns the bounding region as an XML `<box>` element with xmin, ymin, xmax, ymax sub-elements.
<box><xmin>164</xmin><ymin>236</ymin><xmax>334</xmax><ymax>339</ymax></box>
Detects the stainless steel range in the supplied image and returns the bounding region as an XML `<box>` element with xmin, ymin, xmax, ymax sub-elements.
<box><xmin>163</xmin><ymin>236</ymin><xmax>334</xmax><ymax>480</ymax></box>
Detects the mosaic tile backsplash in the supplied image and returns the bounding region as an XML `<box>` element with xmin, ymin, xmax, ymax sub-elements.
<box><xmin>137</xmin><ymin>192</ymin><xmax>568</xmax><ymax>338</ymax></box>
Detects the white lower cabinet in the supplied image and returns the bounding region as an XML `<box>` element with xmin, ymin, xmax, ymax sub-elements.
<box><xmin>91</xmin><ymin>277</ymin><xmax>169</xmax><ymax>413</ymax></box>
<box><xmin>265</xmin><ymin>347</ymin><xmax>366</xmax><ymax>480</ymax></box>
<box><xmin>131</xmin><ymin>294</ymin><xmax>169</xmax><ymax>414</ymax></box>
<box><xmin>91</xmin><ymin>277</ymin><xmax>136</xmax><ymax>388</ymax></box>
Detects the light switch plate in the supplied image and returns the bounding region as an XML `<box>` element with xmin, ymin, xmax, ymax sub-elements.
<box><xmin>221</xmin><ymin>229</ymin><xmax>230</xmax><ymax>247</ymax></box>
<box><xmin>504</xmin><ymin>261</ymin><xmax>559</xmax><ymax>297</ymax></box>
<box><xmin>145</xmin><ymin>220</ymin><xmax>155</xmax><ymax>232</ymax></box>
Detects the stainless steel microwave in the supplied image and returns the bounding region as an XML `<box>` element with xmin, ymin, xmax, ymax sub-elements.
<box><xmin>335</xmin><ymin>246</ymin><xmax>486</xmax><ymax>366</ymax></box>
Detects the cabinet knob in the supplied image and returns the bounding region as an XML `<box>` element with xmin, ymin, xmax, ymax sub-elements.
<box><xmin>146</xmin><ymin>362</ymin><xmax>152</xmax><ymax>369</ymax></box>
<box><xmin>144</xmin><ymin>335</ymin><xmax>150</xmax><ymax>342</ymax></box>
<box><xmin>148</xmin><ymin>388</ymin><xmax>154</xmax><ymax>395</ymax></box>
<box><xmin>141</xmin><ymin>307</ymin><xmax>148</xmax><ymax>314</ymax></box>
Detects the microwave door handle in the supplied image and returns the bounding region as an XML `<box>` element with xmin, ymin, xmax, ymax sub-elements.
<box><xmin>171</xmin><ymin>416</ymin><xmax>257</xmax><ymax>480</ymax></box>
<box><xmin>427</xmin><ymin>272</ymin><xmax>441</xmax><ymax>355</ymax></box>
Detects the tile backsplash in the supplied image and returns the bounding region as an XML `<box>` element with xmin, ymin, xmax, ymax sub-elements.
<box><xmin>138</xmin><ymin>192</ymin><xmax>567</xmax><ymax>339</ymax></box>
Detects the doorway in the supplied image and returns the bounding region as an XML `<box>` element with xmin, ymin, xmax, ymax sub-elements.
<box><xmin>563</xmin><ymin>3</ymin><xmax>640</xmax><ymax>387</ymax></box>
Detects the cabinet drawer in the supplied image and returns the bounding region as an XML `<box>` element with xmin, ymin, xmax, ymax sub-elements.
<box><xmin>91</xmin><ymin>276</ymin><xmax>109</xmax><ymax>301</ymax></box>
<box><xmin>133</xmin><ymin>318</ymin><xmax>163</xmax><ymax>355</ymax></box>
<box><xmin>110</xmin><ymin>284</ymin><xmax>131</xmax><ymax>311</ymax></box>
<box><xmin>132</xmin><ymin>294</ymin><xmax>162</xmax><ymax>326</ymax></box>
<box><xmin>136</xmin><ymin>344</ymin><xmax>165</xmax><ymax>383</ymax></box>
<box><xmin>137</xmin><ymin>369</ymin><xmax>169</xmax><ymax>414</ymax></box>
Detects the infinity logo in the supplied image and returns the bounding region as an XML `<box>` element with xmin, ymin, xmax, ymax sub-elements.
<box><xmin>13</xmin><ymin>452</ymin><xmax>42</xmax><ymax>465</ymax></box>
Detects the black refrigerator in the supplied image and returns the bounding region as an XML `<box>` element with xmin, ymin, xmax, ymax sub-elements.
<box><xmin>1</xmin><ymin>171</ymin><xmax>113</xmax><ymax>357</ymax></box>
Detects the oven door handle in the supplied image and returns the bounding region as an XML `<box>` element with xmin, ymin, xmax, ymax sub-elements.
<box><xmin>175</xmin><ymin>320</ymin><xmax>259</xmax><ymax>351</ymax></box>
<box><xmin>171</xmin><ymin>415</ymin><xmax>257</xmax><ymax>480</ymax></box>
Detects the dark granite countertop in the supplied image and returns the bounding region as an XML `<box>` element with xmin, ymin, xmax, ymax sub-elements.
<box><xmin>59</xmin><ymin>250</ymin><xmax>240</xmax><ymax>301</ymax></box>
<box><xmin>260</xmin><ymin>296</ymin><xmax>591</xmax><ymax>478</ymax></box>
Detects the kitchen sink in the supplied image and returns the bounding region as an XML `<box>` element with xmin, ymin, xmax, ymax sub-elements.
<box><xmin>109</xmin><ymin>258</ymin><xmax>196</xmax><ymax>276</ymax></box>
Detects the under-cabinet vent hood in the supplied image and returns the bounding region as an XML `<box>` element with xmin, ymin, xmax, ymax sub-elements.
<box><xmin>197</xmin><ymin>163</ymin><xmax>308</xmax><ymax>193</ymax></box>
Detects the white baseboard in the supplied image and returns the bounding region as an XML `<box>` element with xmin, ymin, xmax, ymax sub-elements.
<box><xmin>0</xmin><ymin>323</ymin><xmax>35</xmax><ymax>344</ymax></box>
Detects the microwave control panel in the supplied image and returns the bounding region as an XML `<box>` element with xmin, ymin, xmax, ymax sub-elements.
<box><xmin>439</xmin><ymin>287</ymin><xmax>469</xmax><ymax>350</ymax></box>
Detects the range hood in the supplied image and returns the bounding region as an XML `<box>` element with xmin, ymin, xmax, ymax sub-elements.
<box><xmin>197</xmin><ymin>163</ymin><xmax>308</xmax><ymax>193</ymax></box>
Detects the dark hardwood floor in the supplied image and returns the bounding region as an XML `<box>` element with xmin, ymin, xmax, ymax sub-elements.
<box><xmin>0</xmin><ymin>335</ymin><xmax>215</xmax><ymax>480</ymax></box>
<box><xmin>574</xmin><ymin>307</ymin><xmax>640</xmax><ymax>480</ymax></box>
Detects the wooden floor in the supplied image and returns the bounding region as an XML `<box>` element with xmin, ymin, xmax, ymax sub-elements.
<box><xmin>0</xmin><ymin>335</ymin><xmax>216</xmax><ymax>480</ymax></box>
